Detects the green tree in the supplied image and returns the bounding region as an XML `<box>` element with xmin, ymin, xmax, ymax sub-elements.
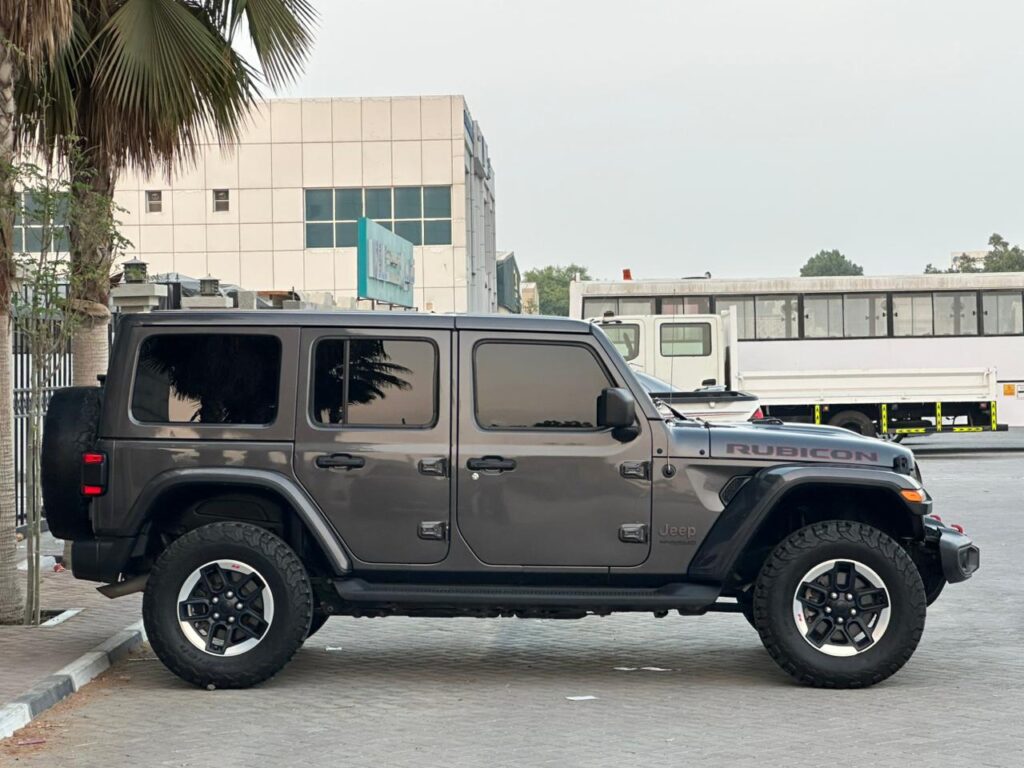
<box><xmin>522</xmin><ymin>264</ymin><xmax>591</xmax><ymax>316</ymax></box>
<box><xmin>17</xmin><ymin>0</ymin><xmax>317</xmax><ymax>389</ymax></box>
<box><xmin>1</xmin><ymin>0</ymin><xmax>74</xmax><ymax>625</ymax></box>
<box><xmin>925</xmin><ymin>233</ymin><xmax>1024</xmax><ymax>273</ymax></box>
<box><xmin>800</xmin><ymin>249</ymin><xmax>864</xmax><ymax>277</ymax></box>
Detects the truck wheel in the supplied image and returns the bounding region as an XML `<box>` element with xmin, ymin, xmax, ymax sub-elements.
<box><xmin>827</xmin><ymin>410</ymin><xmax>876</xmax><ymax>437</ymax></box>
<box><xmin>752</xmin><ymin>520</ymin><xmax>926</xmax><ymax>688</ymax></box>
<box><xmin>143</xmin><ymin>522</ymin><xmax>313</xmax><ymax>689</ymax></box>
<box><xmin>41</xmin><ymin>386</ymin><xmax>103</xmax><ymax>540</ymax></box>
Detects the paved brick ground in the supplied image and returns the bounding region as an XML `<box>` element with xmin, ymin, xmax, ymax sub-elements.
<box><xmin>0</xmin><ymin>571</ymin><xmax>141</xmax><ymax>702</ymax></box>
<box><xmin>2</xmin><ymin>454</ymin><xmax>1022</xmax><ymax>767</ymax></box>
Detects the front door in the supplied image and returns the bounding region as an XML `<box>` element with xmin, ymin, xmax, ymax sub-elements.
<box><xmin>294</xmin><ymin>327</ymin><xmax>452</xmax><ymax>565</ymax></box>
<box><xmin>456</xmin><ymin>332</ymin><xmax>653</xmax><ymax>567</ymax></box>
<box><xmin>651</xmin><ymin>318</ymin><xmax>719</xmax><ymax>389</ymax></box>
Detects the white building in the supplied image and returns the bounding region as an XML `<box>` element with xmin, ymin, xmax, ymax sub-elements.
<box><xmin>112</xmin><ymin>96</ymin><xmax>497</xmax><ymax>313</ymax></box>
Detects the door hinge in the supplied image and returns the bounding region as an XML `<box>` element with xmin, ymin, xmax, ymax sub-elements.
<box><xmin>618</xmin><ymin>523</ymin><xmax>649</xmax><ymax>543</ymax></box>
<box><xmin>620</xmin><ymin>461</ymin><xmax>650</xmax><ymax>480</ymax></box>
<box><xmin>417</xmin><ymin>521</ymin><xmax>448</xmax><ymax>541</ymax></box>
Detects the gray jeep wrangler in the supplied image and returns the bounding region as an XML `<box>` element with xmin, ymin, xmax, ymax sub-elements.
<box><xmin>41</xmin><ymin>311</ymin><xmax>979</xmax><ymax>689</ymax></box>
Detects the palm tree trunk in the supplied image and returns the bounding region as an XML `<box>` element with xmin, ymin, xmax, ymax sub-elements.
<box><xmin>0</xmin><ymin>30</ymin><xmax>26</xmax><ymax>623</ymax></box>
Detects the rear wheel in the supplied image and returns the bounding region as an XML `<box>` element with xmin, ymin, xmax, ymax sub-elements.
<box><xmin>827</xmin><ymin>410</ymin><xmax>876</xmax><ymax>437</ymax></box>
<box><xmin>143</xmin><ymin>522</ymin><xmax>313</xmax><ymax>689</ymax></box>
<box><xmin>752</xmin><ymin>520</ymin><xmax>926</xmax><ymax>688</ymax></box>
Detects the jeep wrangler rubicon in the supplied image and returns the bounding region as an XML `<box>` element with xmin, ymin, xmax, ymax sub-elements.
<box><xmin>41</xmin><ymin>312</ymin><xmax>979</xmax><ymax>689</ymax></box>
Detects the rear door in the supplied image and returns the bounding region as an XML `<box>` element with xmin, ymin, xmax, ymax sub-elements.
<box><xmin>294</xmin><ymin>327</ymin><xmax>452</xmax><ymax>565</ymax></box>
<box><xmin>456</xmin><ymin>331</ymin><xmax>653</xmax><ymax>567</ymax></box>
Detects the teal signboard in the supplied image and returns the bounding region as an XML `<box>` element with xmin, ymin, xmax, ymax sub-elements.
<box><xmin>357</xmin><ymin>217</ymin><xmax>415</xmax><ymax>307</ymax></box>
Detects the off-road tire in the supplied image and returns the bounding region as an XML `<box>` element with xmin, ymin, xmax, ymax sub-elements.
<box><xmin>752</xmin><ymin>520</ymin><xmax>926</xmax><ymax>688</ymax></box>
<box><xmin>41</xmin><ymin>386</ymin><xmax>103</xmax><ymax>540</ymax></box>
<box><xmin>827</xmin><ymin>410</ymin><xmax>876</xmax><ymax>437</ymax></box>
<box><xmin>143</xmin><ymin>522</ymin><xmax>313</xmax><ymax>689</ymax></box>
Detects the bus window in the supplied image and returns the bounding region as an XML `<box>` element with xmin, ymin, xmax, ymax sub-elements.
<box><xmin>619</xmin><ymin>297</ymin><xmax>655</xmax><ymax>315</ymax></box>
<box><xmin>982</xmin><ymin>291</ymin><xmax>1023</xmax><ymax>335</ymax></box>
<box><xmin>715</xmin><ymin>296</ymin><xmax>755</xmax><ymax>339</ymax></box>
<box><xmin>804</xmin><ymin>295</ymin><xmax>843</xmax><ymax>338</ymax></box>
<box><xmin>843</xmin><ymin>294</ymin><xmax>887</xmax><ymax>338</ymax></box>
<box><xmin>583</xmin><ymin>298</ymin><xmax>617</xmax><ymax>318</ymax></box>
<box><xmin>661</xmin><ymin>296</ymin><xmax>710</xmax><ymax>315</ymax></box>
<box><xmin>934</xmin><ymin>292</ymin><xmax>978</xmax><ymax>336</ymax></box>
<box><xmin>893</xmin><ymin>294</ymin><xmax>933</xmax><ymax>336</ymax></box>
<box><xmin>602</xmin><ymin>324</ymin><xmax>641</xmax><ymax>360</ymax></box>
<box><xmin>755</xmin><ymin>296</ymin><xmax>799</xmax><ymax>339</ymax></box>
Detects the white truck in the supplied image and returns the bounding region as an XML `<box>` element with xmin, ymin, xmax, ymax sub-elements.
<box><xmin>594</xmin><ymin>312</ymin><xmax>1005</xmax><ymax>438</ymax></box>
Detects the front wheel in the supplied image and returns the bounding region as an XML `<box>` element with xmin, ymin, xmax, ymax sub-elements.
<box><xmin>143</xmin><ymin>522</ymin><xmax>313</xmax><ymax>689</ymax></box>
<box><xmin>752</xmin><ymin>521</ymin><xmax>926</xmax><ymax>688</ymax></box>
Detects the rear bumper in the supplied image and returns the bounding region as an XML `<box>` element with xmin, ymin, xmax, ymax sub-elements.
<box><xmin>71</xmin><ymin>536</ymin><xmax>136</xmax><ymax>583</ymax></box>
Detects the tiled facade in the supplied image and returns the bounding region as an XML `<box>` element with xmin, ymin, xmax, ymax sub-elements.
<box><xmin>115</xmin><ymin>96</ymin><xmax>498</xmax><ymax>313</ymax></box>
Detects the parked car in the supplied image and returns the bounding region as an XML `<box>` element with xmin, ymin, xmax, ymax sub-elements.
<box><xmin>631</xmin><ymin>369</ymin><xmax>761</xmax><ymax>423</ymax></box>
<box><xmin>42</xmin><ymin>311</ymin><xmax>978</xmax><ymax>689</ymax></box>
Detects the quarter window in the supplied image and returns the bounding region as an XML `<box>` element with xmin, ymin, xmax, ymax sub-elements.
<box><xmin>843</xmin><ymin>294</ymin><xmax>887</xmax><ymax>338</ymax></box>
<box><xmin>312</xmin><ymin>338</ymin><xmax>436</xmax><ymax>427</ymax></box>
<box><xmin>131</xmin><ymin>334</ymin><xmax>280</xmax><ymax>424</ymax></box>
<box><xmin>755</xmin><ymin>295</ymin><xmax>799</xmax><ymax>339</ymax></box>
<box><xmin>982</xmin><ymin>291</ymin><xmax>1023</xmax><ymax>335</ymax></box>
<box><xmin>600</xmin><ymin>324</ymin><xmax>640</xmax><ymax>361</ymax></box>
<box><xmin>933</xmin><ymin>292</ymin><xmax>978</xmax><ymax>336</ymax></box>
<box><xmin>660</xmin><ymin>323</ymin><xmax>711</xmax><ymax>356</ymax></box>
<box><xmin>475</xmin><ymin>342</ymin><xmax>611</xmax><ymax>430</ymax></box>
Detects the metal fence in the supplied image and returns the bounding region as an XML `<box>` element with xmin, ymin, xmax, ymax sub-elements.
<box><xmin>12</xmin><ymin>323</ymin><xmax>74</xmax><ymax>528</ymax></box>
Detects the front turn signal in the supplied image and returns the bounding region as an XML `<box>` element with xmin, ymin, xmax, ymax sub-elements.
<box><xmin>900</xmin><ymin>489</ymin><xmax>925</xmax><ymax>503</ymax></box>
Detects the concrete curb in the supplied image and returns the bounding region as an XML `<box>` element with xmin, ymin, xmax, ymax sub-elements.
<box><xmin>0</xmin><ymin>620</ymin><xmax>146</xmax><ymax>740</ymax></box>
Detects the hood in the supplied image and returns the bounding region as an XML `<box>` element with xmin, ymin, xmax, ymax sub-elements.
<box><xmin>668</xmin><ymin>419</ymin><xmax>915</xmax><ymax>471</ymax></box>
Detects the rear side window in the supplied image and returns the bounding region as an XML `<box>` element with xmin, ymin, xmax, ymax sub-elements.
<box><xmin>312</xmin><ymin>338</ymin><xmax>437</xmax><ymax>427</ymax></box>
<box><xmin>131</xmin><ymin>334</ymin><xmax>281</xmax><ymax>424</ymax></box>
<box><xmin>474</xmin><ymin>342</ymin><xmax>611</xmax><ymax>430</ymax></box>
<box><xmin>660</xmin><ymin>323</ymin><xmax>711</xmax><ymax>356</ymax></box>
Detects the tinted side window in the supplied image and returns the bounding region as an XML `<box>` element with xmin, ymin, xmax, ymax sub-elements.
<box><xmin>660</xmin><ymin>323</ymin><xmax>711</xmax><ymax>356</ymax></box>
<box><xmin>475</xmin><ymin>342</ymin><xmax>611</xmax><ymax>430</ymax></box>
<box><xmin>313</xmin><ymin>338</ymin><xmax>436</xmax><ymax>427</ymax></box>
<box><xmin>132</xmin><ymin>334</ymin><xmax>280</xmax><ymax>424</ymax></box>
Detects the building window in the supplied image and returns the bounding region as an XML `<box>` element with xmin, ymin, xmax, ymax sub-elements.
<box><xmin>803</xmin><ymin>295</ymin><xmax>843</xmax><ymax>338</ymax></box>
<box><xmin>474</xmin><ymin>342</ymin><xmax>611</xmax><ymax>430</ymax></box>
<box><xmin>145</xmin><ymin>190</ymin><xmax>163</xmax><ymax>213</ymax></box>
<box><xmin>212</xmin><ymin>189</ymin><xmax>230</xmax><ymax>212</ymax></box>
<box><xmin>933</xmin><ymin>292</ymin><xmax>978</xmax><ymax>336</ymax></box>
<box><xmin>131</xmin><ymin>334</ymin><xmax>281</xmax><ymax>425</ymax></box>
<box><xmin>660</xmin><ymin>323</ymin><xmax>712</xmax><ymax>356</ymax></box>
<box><xmin>843</xmin><ymin>294</ymin><xmax>887</xmax><ymax>338</ymax></box>
<box><xmin>982</xmin><ymin>291</ymin><xmax>1023</xmax><ymax>335</ymax></box>
<box><xmin>714</xmin><ymin>296</ymin><xmax>756</xmax><ymax>340</ymax></box>
<box><xmin>312</xmin><ymin>338</ymin><xmax>437</xmax><ymax>427</ymax></box>
<box><xmin>755</xmin><ymin>295</ymin><xmax>799</xmax><ymax>339</ymax></box>
<box><xmin>12</xmin><ymin>192</ymin><xmax>69</xmax><ymax>254</ymax></box>
<box><xmin>303</xmin><ymin>186</ymin><xmax>453</xmax><ymax>248</ymax></box>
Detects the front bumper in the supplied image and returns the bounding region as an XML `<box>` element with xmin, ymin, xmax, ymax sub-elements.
<box><xmin>924</xmin><ymin>518</ymin><xmax>980</xmax><ymax>583</ymax></box>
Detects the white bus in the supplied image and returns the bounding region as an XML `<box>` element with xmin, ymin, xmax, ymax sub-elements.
<box><xmin>570</xmin><ymin>272</ymin><xmax>1024</xmax><ymax>430</ymax></box>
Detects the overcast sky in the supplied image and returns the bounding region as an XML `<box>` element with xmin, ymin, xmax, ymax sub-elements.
<box><xmin>271</xmin><ymin>0</ymin><xmax>1024</xmax><ymax>280</ymax></box>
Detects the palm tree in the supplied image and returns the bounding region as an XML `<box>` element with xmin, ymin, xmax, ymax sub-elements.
<box><xmin>0</xmin><ymin>0</ymin><xmax>74</xmax><ymax>623</ymax></box>
<box><xmin>17</xmin><ymin>0</ymin><xmax>317</xmax><ymax>388</ymax></box>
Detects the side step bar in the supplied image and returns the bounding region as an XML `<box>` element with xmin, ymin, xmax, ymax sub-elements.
<box><xmin>333</xmin><ymin>579</ymin><xmax>720</xmax><ymax>610</ymax></box>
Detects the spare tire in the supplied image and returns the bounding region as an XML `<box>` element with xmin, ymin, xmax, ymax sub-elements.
<box><xmin>41</xmin><ymin>387</ymin><xmax>103</xmax><ymax>540</ymax></box>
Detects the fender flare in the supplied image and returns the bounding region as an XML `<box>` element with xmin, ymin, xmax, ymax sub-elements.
<box><xmin>128</xmin><ymin>467</ymin><xmax>351</xmax><ymax>575</ymax></box>
<box><xmin>687</xmin><ymin>464</ymin><xmax>929</xmax><ymax>583</ymax></box>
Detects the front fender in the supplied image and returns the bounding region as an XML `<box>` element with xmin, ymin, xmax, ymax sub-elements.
<box><xmin>687</xmin><ymin>463</ymin><xmax>928</xmax><ymax>583</ymax></box>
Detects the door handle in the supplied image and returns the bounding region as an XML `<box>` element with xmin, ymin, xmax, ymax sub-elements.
<box><xmin>466</xmin><ymin>456</ymin><xmax>516</xmax><ymax>472</ymax></box>
<box><xmin>315</xmin><ymin>453</ymin><xmax>366</xmax><ymax>470</ymax></box>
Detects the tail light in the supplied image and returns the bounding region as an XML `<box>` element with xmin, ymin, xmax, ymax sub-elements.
<box><xmin>951</xmin><ymin>523</ymin><xmax>965</xmax><ymax>534</ymax></box>
<box><xmin>81</xmin><ymin>451</ymin><xmax>107</xmax><ymax>497</ymax></box>
<box><xmin>751</xmin><ymin>408</ymin><xmax>764</xmax><ymax>421</ymax></box>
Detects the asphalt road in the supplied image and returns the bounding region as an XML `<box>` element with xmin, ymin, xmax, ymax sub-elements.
<box><xmin>3</xmin><ymin>454</ymin><xmax>1022</xmax><ymax>767</ymax></box>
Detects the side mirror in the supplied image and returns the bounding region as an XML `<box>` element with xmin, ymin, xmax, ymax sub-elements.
<box><xmin>597</xmin><ymin>387</ymin><xmax>636</xmax><ymax>429</ymax></box>
<box><xmin>701</xmin><ymin>378</ymin><xmax>717</xmax><ymax>386</ymax></box>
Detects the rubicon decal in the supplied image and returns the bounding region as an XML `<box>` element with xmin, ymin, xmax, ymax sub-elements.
<box><xmin>726</xmin><ymin>443</ymin><xmax>879</xmax><ymax>463</ymax></box>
